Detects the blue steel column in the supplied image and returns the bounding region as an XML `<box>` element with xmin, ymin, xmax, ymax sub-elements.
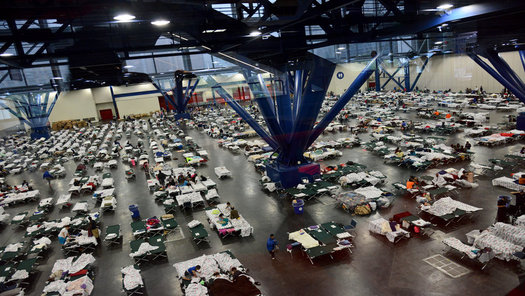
<box><xmin>286</xmin><ymin>58</ymin><xmax>335</xmax><ymax>165</ymax></box>
<box><xmin>152</xmin><ymin>82</ymin><xmax>178</xmax><ymax>110</ymax></box>
<box><xmin>380</xmin><ymin>65</ymin><xmax>404</xmax><ymax>90</ymax></box>
<box><xmin>468</xmin><ymin>53</ymin><xmax>525</xmax><ymax>102</ymax></box>
<box><xmin>293</xmin><ymin>70</ymin><xmax>304</xmax><ymax>120</ymax></box>
<box><xmin>0</xmin><ymin>91</ymin><xmax>60</xmax><ymax>139</ymax></box>
<box><xmin>520</xmin><ymin>50</ymin><xmax>525</xmax><ymax>72</ymax></box>
<box><xmin>484</xmin><ymin>50</ymin><xmax>525</xmax><ymax>90</ymax></box>
<box><xmin>204</xmin><ymin>76</ymin><xmax>279</xmax><ymax>149</ymax></box>
<box><xmin>410</xmin><ymin>55</ymin><xmax>432</xmax><ymax>91</ymax></box>
<box><xmin>174</xmin><ymin>77</ymin><xmax>185</xmax><ymax>114</ymax></box>
<box><xmin>307</xmin><ymin>57</ymin><xmax>378</xmax><ymax>147</ymax></box>
<box><xmin>275</xmin><ymin>76</ymin><xmax>293</xmax><ymax>135</ymax></box>
<box><xmin>375</xmin><ymin>59</ymin><xmax>381</xmax><ymax>91</ymax></box>
<box><xmin>242</xmin><ymin>71</ymin><xmax>286</xmax><ymax>146</ymax></box>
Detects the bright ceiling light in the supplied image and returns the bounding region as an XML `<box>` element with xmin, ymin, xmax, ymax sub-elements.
<box><xmin>0</xmin><ymin>53</ymin><xmax>13</xmax><ymax>57</ymax></box>
<box><xmin>337</xmin><ymin>47</ymin><xmax>345</xmax><ymax>50</ymax></box>
<box><xmin>114</xmin><ymin>14</ymin><xmax>136</xmax><ymax>22</ymax></box>
<box><xmin>249</xmin><ymin>31</ymin><xmax>261</xmax><ymax>37</ymax></box>
<box><xmin>123</xmin><ymin>65</ymin><xmax>134</xmax><ymax>69</ymax></box>
<box><xmin>437</xmin><ymin>3</ymin><xmax>453</xmax><ymax>10</ymax></box>
<box><xmin>52</xmin><ymin>77</ymin><xmax>63</xmax><ymax>79</ymax></box>
<box><xmin>435</xmin><ymin>41</ymin><xmax>443</xmax><ymax>45</ymax></box>
<box><xmin>202</xmin><ymin>29</ymin><xmax>226</xmax><ymax>33</ymax></box>
<box><xmin>151</xmin><ymin>20</ymin><xmax>170</xmax><ymax>26</ymax></box>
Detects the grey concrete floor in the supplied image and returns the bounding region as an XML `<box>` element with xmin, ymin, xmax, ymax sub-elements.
<box><xmin>1</xmin><ymin>106</ymin><xmax>524</xmax><ymax>296</ymax></box>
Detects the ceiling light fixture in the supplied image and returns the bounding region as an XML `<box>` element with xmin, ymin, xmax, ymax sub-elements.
<box><xmin>337</xmin><ymin>47</ymin><xmax>345</xmax><ymax>50</ymax></box>
<box><xmin>0</xmin><ymin>53</ymin><xmax>13</xmax><ymax>57</ymax></box>
<box><xmin>435</xmin><ymin>41</ymin><xmax>443</xmax><ymax>45</ymax></box>
<box><xmin>437</xmin><ymin>3</ymin><xmax>453</xmax><ymax>10</ymax></box>
<box><xmin>123</xmin><ymin>65</ymin><xmax>134</xmax><ymax>69</ymax></box>
<box><xmin>114</xmin><ymin>14</ymin><xmax>136</xmax><ymax>22</ymax></box>
<box><xmin>249</xmin><ymin>30</ymin><xmax>261</xmax><ymax>37</ymax></box>
<box><xmin>151</xmin><ymin>20</ymin><xmax>170</xmax><ymax>26</ymax></box>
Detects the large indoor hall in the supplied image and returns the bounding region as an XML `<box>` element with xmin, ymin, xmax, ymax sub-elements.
<box><xmin>0</xmin><ymin>1</ymin><xmax>525</xmax><ymax>296</ymax></box>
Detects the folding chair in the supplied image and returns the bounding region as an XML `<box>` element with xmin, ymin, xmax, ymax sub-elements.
<box><xmin>344</xmin><ymin>219</ymin><xmax>358</xmax><ymax>234</ymax></box>
<box><xmin>105</xmin><ymin>224</ymin><xmax>122</xmax><ymax>247</ymax></box>
<box><xmin>189</xmin><ymin>224</ymin><xmax>209</xmax><ymax>245</ymax></box>
<box><xmin>148</xmin><ymin>235</ymin><xmax>168</xmax><ymax>261</ymax></box>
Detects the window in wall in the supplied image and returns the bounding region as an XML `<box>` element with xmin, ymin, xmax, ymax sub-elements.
<box><xmin>125</xmin><ymin>58</ymin><xmax>156</xmax><ymax>74</ymax></box>
<box><xmin>154</xmin><ymin>56</ymin><xmax>185</xmax><ymax>73</ymax></box>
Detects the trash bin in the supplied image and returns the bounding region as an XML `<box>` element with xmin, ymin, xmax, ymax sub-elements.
<box><xmin>292</xmin><ymin>199</ymin><xmax>304</xmax><ymax>214</ymax></box>
<box><xmin>129</xmin><ymin>204</ymin><xmax>140</xmax><ymax>219</ymax></box>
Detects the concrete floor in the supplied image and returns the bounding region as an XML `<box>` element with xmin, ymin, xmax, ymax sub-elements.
<box><xmin>1</xmin><ymin>107</ymin><xmax>524</xmax><ymax>296</ymax></box>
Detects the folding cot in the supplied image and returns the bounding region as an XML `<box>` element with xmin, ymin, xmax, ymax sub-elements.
<box><xmin>104</xmin><ymin>224</ymin><xmax>122</xmax><ymax>247</ymax></box>
<box><xmin>62</xmin><ymin>233</ymin><xmax>98</xmax><ymax>256</ymax></box>
<box><xmin>122</xmin><ymin>265</ymin><xmax>144</xmax><ymax>296</ymax></box>
<box><xmin>204</xmin><ymin>188</ymin><xmax>220</xmax><ymax>205</ymax></box>
<box><xmin>11</xmin><ymin>257</ymin><xmax>38</xmax><ymax>286</ymax></box>
<box><xmin>0</xmin><ymin>243</ymin><xmax>26</xmax><ymax>264</ymax></box>
<box><xmin>320</xmin><ymin>222</ymin><xmax>353</xmax><ymax>240</ymax></box>
<box><xmin>163</xmin><ymin>200</ymin><xmax>178</xmax><ymax>214</ymax></box>
<box><xmin>27</xmin><ymin>238</ymin><xmax>51</xmax><ymax>260</ymax></box>
<box><xmin>129</xmin><ymin>239</ymin><xmax>149</xmax><ymax>265</ymax></box>
<box><xmin>153</xmin><ymin>190</ymin><xmax>168</xmax><ymax>202</ymax></box>
<box><xmin>188</xmin><ymin>222</ymin><xmax>210</xmax><ymax>245</ymax></box>
<box><xmin>392</xmin><ymin>211</ymin><xmax>434</xmax><ymax>236</ymax></box>
<box><xmin>160</xmin><ymin>216</ymin><xmax>178</xmax><ymax>236</ymax></box>
<box><xmin>10</xmin><ymin>212</ymin><xmax>29</xmax><ymax>228</ymax></box>
<box><xmin>131</xmin><ymin>221</ymin><xmax>148</xmax><ymax>239</ymax></box>
<box><xmin>38</xmin><ymin>198</ymin><xmax>54</xmax><ymax>212</ymax></box>
<box><xmin>72</xmin><ymin>201</ymin><xmax>89</xmax><ymax>214</ymax></box>
<box><xmin>100</xmin><ymin>196</ymin><xmax>117</xmax><ymax>212</ymax></box>
<box><xmin>148</xmin><ymin>235</ymin><xmax>168</xmax><ymax>261</ymax></box>
<box><xmin>442</xmin><ymin>237</ymin><xmax>495</xmax><ymax>270</ymax></box>
<box><xmin>368</xmin><ymin>218</ymin><xmax>410</xmax><ymax>243</ymax></box>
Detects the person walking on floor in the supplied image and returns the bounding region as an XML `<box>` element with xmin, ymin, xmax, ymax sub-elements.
<box><xmin>267</xmin><ymin>234</ymin><xmax>278</xmax><ymax>259</ymax></box>
<box><xmin>43</xmin><ymin>170</ymin><xmax>53</xmax><ymax>189</ymax></box>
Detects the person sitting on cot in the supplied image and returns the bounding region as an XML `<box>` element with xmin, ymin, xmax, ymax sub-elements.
<box><xmin>187</xmin><ymin>265</ymin><xmax>201</xmax><ymax>278</ymax></box>
<box><xmin>217</xmin><ymin>214</ymin><xmax>229</xmax><ymax>226</ymax></box>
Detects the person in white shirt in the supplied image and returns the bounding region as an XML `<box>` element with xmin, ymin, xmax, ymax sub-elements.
<box><xmin>58</xmin><ymin>225</ymin><xmax>70</xmax><ymax>245</ymax></box>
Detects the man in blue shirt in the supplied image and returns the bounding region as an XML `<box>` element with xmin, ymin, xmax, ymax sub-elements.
<box><xmin>266</xmin><ymin>234</ymin><xmax>278</xmax><ymax>259</ymax></box>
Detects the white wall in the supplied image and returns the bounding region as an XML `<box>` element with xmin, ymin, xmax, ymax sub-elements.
<box><xmin>0</xmin><ymin>118</ymin><xmax>22</xmax><ymax>132</ymax></box>
<box><xmin>327</xmin><ymin>51</ymin><xmax>525</xmax><ymax>95</ymax></box>
<box><xmin>327</xmin><ymin>62</ymin><xmax>371</xmax><ymax>95</ymax></box>
<box><xmin>49</xmin><ymin>89</ymin><xmax>98</xmax><ymax>123</ymax></box>
<box><xmin>112</xmin><ymin>83</ymin><xmax>161</xmax><ymax>117</ymax></box>
<box><xmin>413</xmin><ymin>52</ymin><xmax>525</xmax><ymax>93</ymax></box>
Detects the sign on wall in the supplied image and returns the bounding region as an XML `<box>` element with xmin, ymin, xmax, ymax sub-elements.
<box><xmin>336</xmin><ymin>72</ymin><xmax>344</xmax><ymax>79</ymax></box>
